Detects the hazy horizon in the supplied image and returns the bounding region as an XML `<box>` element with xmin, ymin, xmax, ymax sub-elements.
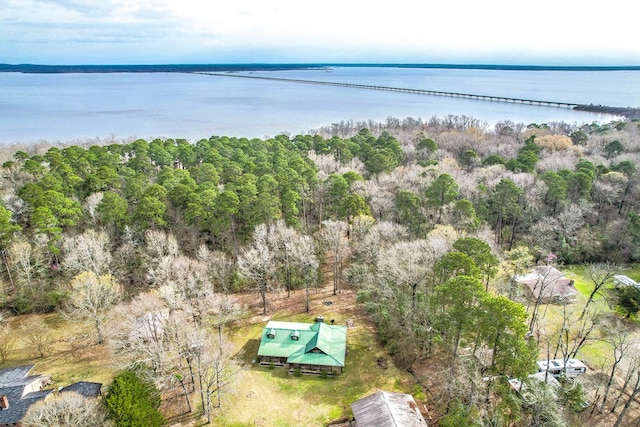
<box><xmin>3</xmin><ymin>63</ymin><xmax>640</xmax><ymax>70</ymax></box>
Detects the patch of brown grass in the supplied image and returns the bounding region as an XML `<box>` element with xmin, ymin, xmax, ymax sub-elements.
<box><xmin>2</xmin><ymin>312</ymin><xmax>118</xmax><ymax>387</ymax></box>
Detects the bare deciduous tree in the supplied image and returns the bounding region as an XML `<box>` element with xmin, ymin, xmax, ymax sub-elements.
<box><xmin>297</xmin><ymin>235</ymin><xmax>319</xmax><ymax>313</ymax></box>
<box><xmin>145</xmin><ymin>229</ymin><xmax>180</xmax><ymax>259</ymax></box>
<box><xmin>264</xmin><ymin>220</ymin><xmax>319</xmax><ymax>310</ymax></box>
<box><xmin>210</xmin><ymin>293</ymin><xmax>241</xmax><ymax>346</ymax></box>
<box><xmin>7</xmin><ymin>240</ymin><xmax>45</xmax><ymax>299</ymax></box>
<box><xmin>110</xmin><ymin>292</ymin><xmax>238</xmax><ymax>423</ymax></box>
<box><xmin>107</xmin><ymin>293</ymin><xmax>170</xmax><ymax>376</ymax></box>
<box><xmin>580</xmin><ymin>262</ymin><xmax>618</xmax><ymax>320</ymax></box>
<box><xmin>612</xmin><ymin>368</ymin><xmax>640</xmax><ymax>427</ymax></box>
<box><xmin>82</xmin><ymin>191</ymin><xmax>104</xmax><ymax>224</ymax></box>
<box><xmin>183</xmin><ymin>333</ymin><xmax>236</xmax><ymax>423</ymax></box>
<box><xmin>0</xmin><ymin>323</ymin><xmax>14</xmax><ymax>363</ymax></box>
<box><xmin>599</xmin><ymin>320</ymin><xmax>634</xmax><ymax>413</ymax></box>
<box><xmin>21</xmin><ymin>317</ymin><xmax>52</xmax><ymax>358</ymax></box>
<box><xmin>163</xmin><ymin>311</ymin><xmax>202</xmax><ymax>414</ymax></box>
<box><xmin>155</xmin><ymin>255</ymin><xmax>213</xmax><ymax>324</ymax></box>
<box><xmin>22</xmin><ymin>391</ymin><xmax>110</xmax><ymax>427</ymax></box>
<box><xmin>237</xmin><ymin>224</ymin><xmax>275</xmax><ymax>315</ymax></box>
<box><xmin>197</xmin><ymin>246</ymin><xmax>235</xmax><ymax>293</ymax></box>
<box><xmin>61</xmin><ymin>229</ymin><xmax>112</xmax><ymax>276</ymax></box>
<box><xmin>377</xmin><ymin>238</ymin><xmax>445</xmax><ymax>309</ymax></box>
<box><xmin>611</xmin><ymin>352</ymin><xmax>640</xmax><ymax>414</ymax></box>
<box><xmin>65</xmin><ymin>271</ymin><xmax>123</xmax><ymax>344</ymax></box>
<box><xmin>351</xmin><ymin>220</ymin><xmax>408</xmax><ymax>265</ymax></box>
<box><xmin>318</xmin><ymin>220</ymin><xmax>349</xmax><ymax>296</ymax></box>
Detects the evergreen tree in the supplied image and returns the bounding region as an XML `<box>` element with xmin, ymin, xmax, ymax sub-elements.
<box><xmin>105</xmin><ymin>369</ymin><xmax>164</xmax><ymax>427</ymax></box>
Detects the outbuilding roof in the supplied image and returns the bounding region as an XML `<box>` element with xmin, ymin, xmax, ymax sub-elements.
<box><xmin>257</xmin><ymin>320</ymin><xmax>347</xmax><ymax>367</ymax></box>
<box><xmin>351</xmin><ymin>391</ymin><xmax>427</xmax><ymax>427</ymax></box>
<box><xmin>614</xmin><ymin>275</ymin><xmax>638</xmax><ymax>287</ymax></box>
<box><xmin>60</xmin><ymin>381</ymin><xmax>103</xmax><ymax>398</ymax></box>
<box><xmin>516</xmin><ymin>265</ymin><xmax>578</xmax><ymax>301</ymax></box>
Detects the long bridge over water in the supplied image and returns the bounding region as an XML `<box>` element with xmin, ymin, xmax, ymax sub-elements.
<box><xmin>197</xmin><ymin>72</ymin><xmax>579</xmax><ymax>109</ymax></box>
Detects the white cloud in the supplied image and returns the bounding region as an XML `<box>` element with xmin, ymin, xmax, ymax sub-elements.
<box><xmin>0</xmin><ymin>0</ymin><xmax>638</xmax><ymax>64</ymax></box>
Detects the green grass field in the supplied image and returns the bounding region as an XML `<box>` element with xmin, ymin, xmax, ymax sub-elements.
<box><xmin>213</xmin><ymin>291</ymin><xmax>417</xmax><ymax>426</ymax></box>
<box><xmin>535</xmin><ymin>264</ymin><xmax>640</xmax><ymax>372</ymax></box>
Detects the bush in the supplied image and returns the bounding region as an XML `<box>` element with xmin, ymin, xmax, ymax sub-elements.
<box><xmin>45</xmin><ymin>290</ymin><xmax>67</xmax><ymax>310</ymax></box>
<box><xmin>609</xmin><ymin>286</ymin><xmax>640</xmax><ymax>319</ymax></box>
<box><xmin>559</xmin><ymin>380</ymin><xmax>588</xmax><ymax>412</ymax></box>
<box><xmin>8</xmin><ymin>295</ymin><xmax>33</xmax><ymax>314</ymax></box>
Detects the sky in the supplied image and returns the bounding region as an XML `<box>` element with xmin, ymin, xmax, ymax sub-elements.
<box><xmin>1</xmin><ymin>0</ymin><xmax>638</xmax><ymax>65</ymax></box>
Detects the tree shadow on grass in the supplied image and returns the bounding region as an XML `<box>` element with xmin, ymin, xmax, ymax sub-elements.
<box><xmin>234</xmin><ymin>338</ymin><xmax>260</xmax><ymax>366</ymax></box>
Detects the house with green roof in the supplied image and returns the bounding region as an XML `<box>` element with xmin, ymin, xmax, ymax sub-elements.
<box><xmin>257</xmin><ymin>319</ymin><xmax>347</xmax><ymax>375</ymax></box>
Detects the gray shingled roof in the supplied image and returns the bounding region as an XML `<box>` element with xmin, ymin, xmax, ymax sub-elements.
<box><xmin>0</xmin><ymin>385</ymin><xmax>53</xmax><ymax>424</ymax></box>
<box><xmin>0</xmin><ymin>379</ymin><xmax>104</xmax><ymax>425</ymax></box>
<box><xmin>0</xmin><ymin>365</ymin><xmax>36</xmax><ymax>387</ymax></box>
<box><xmin>351</xmin><ymin>391</ymin><xmax>428</xmax><ymax>427</ymax></box>
<box><xmin>60</xmin><ymin>381</ymin><xmax>103</xmax><ymax>398</ymax></box>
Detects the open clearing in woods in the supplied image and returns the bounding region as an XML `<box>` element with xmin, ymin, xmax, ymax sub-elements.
<box><xmin>214</xmin><ymin>283</ymin><xmax>420</xmax><ymax>427</ymax></box>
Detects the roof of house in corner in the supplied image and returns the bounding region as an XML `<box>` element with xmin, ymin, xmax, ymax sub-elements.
<box><xmin>257</xmin><ymin>320</ymin><xmax>347</xmax><ymax>367</ymax></box>
<box><xmin>0</xmin><ymin>364</ymin><xmax>36</xmax><ymax>387</ymax></box>
<box><xmin>0</xmin><ymin>365</ymin><xmax>53</xmax><ymax>425</ymax></box>
<box><xmin>351</xmin><ymin>391</ymin><xmax>428</xmax><ymax>427</ymax></box>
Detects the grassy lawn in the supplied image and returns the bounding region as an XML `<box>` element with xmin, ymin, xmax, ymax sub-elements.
<box><xmin>1</xmin><ymin>312</ymin><xmax>119</xmax><ymax>387</ymax></box>
<box><xmin>535</xmin><ymin>264</ymin><xmax>640</xmax><ymax>373</ymax></box>
<box><xmin>213</xmin><ymin>288</ymin><xmax>417</xmax><ymax>427</ymax></box>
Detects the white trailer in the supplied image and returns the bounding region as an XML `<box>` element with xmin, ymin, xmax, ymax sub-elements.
<box><xmin>537</xmin><ymin>358</ymin><xmax>587</xmax><ymax>378</ymax></box>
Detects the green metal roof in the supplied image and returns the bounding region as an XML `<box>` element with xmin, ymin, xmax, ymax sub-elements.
<box><xmin>257</xmin><ymin>320</ymin><xmax>347</xmax><ymax>367</ymax></box>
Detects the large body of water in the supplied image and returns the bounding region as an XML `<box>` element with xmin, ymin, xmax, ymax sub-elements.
<box><xmin>1</xmin><ymin>66</ymin><xmax>639</xmax><ymax>144</ymax></box>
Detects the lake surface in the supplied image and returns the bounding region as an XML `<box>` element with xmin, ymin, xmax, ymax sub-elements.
<box><xmin>1</xmin><ymin>66</ymin><xmax>639</xmax><ymax>144</ymax></box>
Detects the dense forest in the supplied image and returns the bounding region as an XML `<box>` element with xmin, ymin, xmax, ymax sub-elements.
<box><xmin>1</xmin><ymin>115</ymin><xmax>640</xmax><ymax>426</ymax></box>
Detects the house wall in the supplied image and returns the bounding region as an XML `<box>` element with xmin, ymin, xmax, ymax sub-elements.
<box><xmin>22</xmin><ymin>378</ymin><xmax>43</xmax><ymax>396</ymax></box>
<box><xmin>288</xmin><ymin>363</ymin><xmax>343</xmax><ymax>375</ymax></box>
<box><xmin>258</xmin><ymin>356</ymin><xmax>287</xmax><ymax>366</ymax></box>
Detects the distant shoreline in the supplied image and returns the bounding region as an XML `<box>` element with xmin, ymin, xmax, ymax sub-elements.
<box><xmin>1</xmin><ymin>63</ymin><xmax>640</xmax><ymax>74</ymax></box>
